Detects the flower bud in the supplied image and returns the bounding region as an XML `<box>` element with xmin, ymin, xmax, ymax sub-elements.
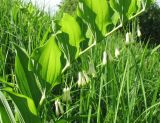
<box><xmin>62</xmin><ymin>87</ymin><xmax>71</xmax><ymax>102</ymax></box>
<box><xmin>126</xmin><ymin>32</ymin><xmax>130</xmax><ymax>45</ymax></box>
<box><xmin>77</xmin><ymin>72</ymin><xmax>83</xmax><ymax>87</ymax></box>
<box><xmin>137</xmin><ymin>27</ymin><xmax>141</xmax><ymax>37</ymax></box>
<box><xmin>102</xmin><ymin>51</ymin><xmax>107</xmax><ymax>65</ymax></box>
<box><xmin>115</xmin><ymin>48</ymin><xmax>120</xmax><ymax>58</ymax></box>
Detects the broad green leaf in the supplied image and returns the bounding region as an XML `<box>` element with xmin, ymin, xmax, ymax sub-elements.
<box><xmin>135</xmin><ymin>0</ymin><xmax>152</xmax><ymax>13</ymax></box>
<box><xmin>137</xmin><ymin>0</ymin><xmax>143</xmax><ymax>12</ymax></box>
<box><xmin>111</xmin><ymin>12</ymin><xmax>120</xmax><ymax>26</ymax></box>
<box><xmin>127</xmin><ymin>0</ymin><xmax>138</xmax><ymax>18</ymax></box>
<box><xmin>14</xmin><ymin>44</ymin><xmax>41</xmax><ymax>107</ymax></box>
<box><xmin>0</xmin><ymin>91</ymin><xmax>15</xmax><ymax>123</ymax></box>
<box><xmin>31</xmin><ymin>35</ymin><xmax>61</xmax><ymax>90</ymax></box>
<box><xmin>58</xmin><ymin>13</ymin><xmax>84</xmax><ymax>59</ymax></box>
<box><xmin>3</xmin><ymin>88</ymin><xmax>41</xmax><ymax>123</ymax></box>
<box><xmin>77</xmin><ymin>0</ymin><xmax>114</xmax><ymax>41</ymax></box>
<box><xmin>110</xmin><ymin>0</ymin><xmax>132</xmax><ymax>21</ymax></box>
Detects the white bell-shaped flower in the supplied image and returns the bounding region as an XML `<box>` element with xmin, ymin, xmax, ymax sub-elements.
<box><xmin>137</xmin><ymin>27</ymin><xmax>141</xmax><ymax>37</ymax></box>
<box><xmin>77</xmin><ymin>72</ymin><xmax>83</xmax><ymax>87</ymax></box>
<box><xmin>126</xmin><ymin>32</ymin><xmax>130</xmax><ymax>45</ymax></box>
<box><xmin>102</xmin><ymin>51</ymin><xmax>107</xmax><ymax>65</ymax></box>
<box><xmin>88</xmin><ymin>62</ymin><xmax>96</xmax><ymax>77</ymax></box>
<box><xmin>115</xmin><ymin>48</ymin><xmax>120</xmax><ymax>58</ymax></box>
<box><xmin>55</xmin><ymin>100</ymin><xmax>59</xmax><ymax>116</ymax></box>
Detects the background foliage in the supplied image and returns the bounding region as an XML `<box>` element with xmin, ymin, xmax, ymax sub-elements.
<box><xmin>58</xmin><ymin>0</ymin><xmax>78</xmax><ymax>15</ymax></box>
<box><xmin>58</xmin><ymin>0</ymin><xmax>160</xmax><ymax>45</ymax></box>
<box><xmin>139</xmin><ymin>3</ymin><xmax>160</xmax><ymax>44</ymax></box>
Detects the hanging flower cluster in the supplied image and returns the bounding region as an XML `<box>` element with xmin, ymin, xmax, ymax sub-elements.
<box><xmin>54</xmin><ymin>99</ymin><xmax>64</xmax><ymax>116</ymax></box>
<box><xmin>77</xmin><ymin>71</ymin><xmax>90</xmax><ymax>87</ymax></box>
<box><xmin>62</xmin><ymin>87</ymin><xmax>72</xmax><ymax>102</ymax></box>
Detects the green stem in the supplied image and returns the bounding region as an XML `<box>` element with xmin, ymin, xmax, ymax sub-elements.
<box><xmin>105</xmin><ymin>23</ymin><xmax>122</xmax><ymax>37</ymax></box>
<box><xmin>114</xmin><ymin>59</ymin><xmax>129</xmax><ymax>123</ymax></box>
<box><xmin>97</xmin><ymin>73</ymin><xmax>104</xmax><ymax>123</ymax></box>
<box><xmin>134</xmin><ymin>102</ymin><xmax>160</xmax><ymax>123</ymax></box>
<box><xmin>79</xmin><ymin>41</ymin><xmax>96</xmax><ymax>56</ymax></box>
<box><xmin>129</xmin><ymin>8</ymin><xmax>145</xmax><ymax>20</ymax></box>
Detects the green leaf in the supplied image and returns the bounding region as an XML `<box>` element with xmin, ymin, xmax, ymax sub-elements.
<box><xmin>111</xmin><ymin>12</ymin><xmax>120</xmax><ymax>26</ymax></box>
<box><xmin>31</xmin><ymin>35</ymin><xmax>62</xmax><ymax>90</ymax></box>
<box><xmin>14</xmin><ymin>44</ymin><xmax>41</xmax><ymax>107</ymax></box>
<box><xmin>77</xmin><ymin>0</ymin><xmax>114</xmax><ymax>41</ymax></box>
<box><xmin>0</xmin><ymin>47</ymin><xmax>4</xmax><ymax>75</ymax></box>
<box><xmin>55</xmin><ymin>119</ymin><xmax>68</xmax><ymax>123</ymax></box>
<box><xmin>0</xmin><ymin>90</ymin><xmax>15</xmax><ymax>123</ymax></box>
<box><xmin>110</xmin><ymin>0</ymin><xmax>132</xmax><ymax>21</ymax></box>
<box><xmin>58</xmin><ymin>13</ymin><xmax>84</xmax><ymax>59</ymax></box>
<box><xmin>127</xmin><ymin>0</ymin><xmax>138</xmax><ymax>18</ymax></box>
<box><xmin>3</xmin><ymin>88</ymin><xmax>41</xmax><ymax>123</ymax></box>
<box><xmin>0</xmin><ymin>103</ymin><xmax>11</xmax><ymax>123</ymax></box>
<box><xmin>0</xmin><ymin>77</ymin><xmax>14</xmax><ymax>87</ymax></box>
<box><xmin>137</xmin><ymin>0</ymin><xmax>143</xmax><ymax>12</ymax></box>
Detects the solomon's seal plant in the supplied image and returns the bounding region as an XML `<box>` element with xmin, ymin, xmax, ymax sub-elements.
<box><xmin>0</xmin><ymin>0</ymin><xmax>154</xmax><ymax>122</ymax></box>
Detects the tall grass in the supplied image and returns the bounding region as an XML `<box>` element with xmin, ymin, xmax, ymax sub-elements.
<box><xmin>0</xmin><ymin>0</ymin><xmax>52</xmax><ymax>78</ymax></box>
<box><xmin>0</xmin><ymin>0</ymin><xmax>160</xmax><ymax>122</ymax></box>
<box><xmin>64</xmin><ymin>33</ymin><xmax>160</xmax><ymax>122</ymax></box>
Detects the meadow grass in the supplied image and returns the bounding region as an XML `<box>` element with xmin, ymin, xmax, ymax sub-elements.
<box><xmin>63</xmin><ymin>33</ymin><xmax>160</xmax><ymax>123</ymax></box>
<box><xmin>0</xmin><ymin>0</ymin><xmax>160</xmax><ymax>123</ymax></box>
<box><xmin>0</xmin><ymin>0</ymin><xmax>52</xmax><ymax>78</ymax></box>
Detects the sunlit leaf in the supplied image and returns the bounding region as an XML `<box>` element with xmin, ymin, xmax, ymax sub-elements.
<box><xmin>31</xmin><ymin>35</ymin><xmax>62</xmax><ymax>90</ymax></box>
<box><xmin>77</xmin><ymin>0</ymin><xmax>114</xmax><ymax>42</ymax></box>
<box><xmin>58</xmin><ymin>13</ymin><xmax>84</xmax><ymax>59</ymax></box>
<box><xmin>110</xmin><ymin>0</ymin><xmax>132</xmax><ymax>21</ymax></box>
<box><xmin>127</xmin><ymin>0</ymin><xmax>138</xmax><ymax>17</ymax></box>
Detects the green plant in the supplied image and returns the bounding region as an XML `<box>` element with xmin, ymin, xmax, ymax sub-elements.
<box><xmin>0</xmin><ymin>0</ymin><xmax>155</xmax><ymax>123</ymax></box>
